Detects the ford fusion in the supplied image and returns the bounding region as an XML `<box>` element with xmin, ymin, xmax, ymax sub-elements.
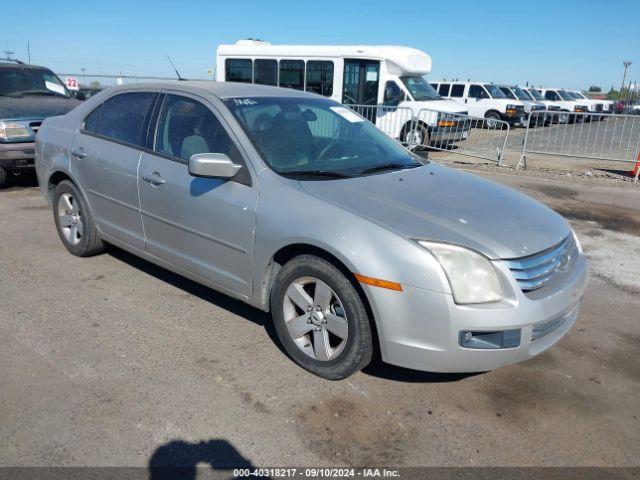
<box><xmin>35</xmin><ymin>82</ymin><xmax>588</xmax><ymax>379</ymax></box>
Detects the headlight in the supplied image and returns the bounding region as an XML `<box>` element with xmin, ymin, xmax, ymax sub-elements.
<box><xmin>0</xmin><ymin>121</ymin><xmax>32</xmax><ymax>141</ymax></box>
<box><xmin>419</xmin><ymin>241</ymin><xmax>504</xmax><ymax>304</ymax></box>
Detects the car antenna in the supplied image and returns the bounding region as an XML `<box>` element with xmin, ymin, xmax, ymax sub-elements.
<box><xmin>167</xmin><ymin>56</ymin><xmax>185</xmax><ymax>81</ymax></box>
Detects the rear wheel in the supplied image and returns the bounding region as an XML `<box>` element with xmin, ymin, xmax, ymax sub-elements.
<box><xmin>0</xmin><ymin>167</ymin><xmax>9</xmax><ymax>189</ymax></box>
<box><xmin>270</xmin><ymin>255</ymin><xmax>374</xmax><ymax>380</ymax></box>
<box><xmin>53</xmin><ymin>180</ymin><xmax>105</xmax><ymax>257</ymax></box>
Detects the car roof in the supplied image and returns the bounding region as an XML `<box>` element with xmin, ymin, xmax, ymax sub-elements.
<box><xmin>0</xmin><ymin>62</ymin><xmax>52</xmax><ymax>71</ymax></box>
<box><xmin>107</xmin><ymin>80</ymin><xmax>318</xmax><ymax>100</ymax></box>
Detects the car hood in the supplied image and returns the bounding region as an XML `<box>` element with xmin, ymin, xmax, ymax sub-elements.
<box><xmin>299</xmin><ymin>163</ymin><xmax>570</xmax><ymax>260</ymax></box>
<box><xmin>0</xmin><ymin>95</ymin><xmax>81</xmax><ymax>120</ymax></box>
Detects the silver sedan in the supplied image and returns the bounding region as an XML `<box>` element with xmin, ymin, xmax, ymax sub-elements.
<box><xmin>35</xmin><ymin>82</ymin><xmax>588</xmax><ymax>379</ymax></box>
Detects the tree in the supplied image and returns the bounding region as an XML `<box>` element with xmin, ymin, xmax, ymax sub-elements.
<box><xmin>588</xmin><ymin>85</ymin><xmax>602</xmax><ymax>92</ymax></box>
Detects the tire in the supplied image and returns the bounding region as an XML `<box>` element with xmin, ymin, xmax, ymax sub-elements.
<box><xmin>270</xmin><ymin>254</ymin><xmax>374</xmax><ymax>380</ymax></box>
<box><xmin>402</xmin><ymin>123</ymin><xmax>430</xmax><ymax>148</ymax></box>
<box><xmin>484</xmin><ymin>111</ymin><xmax>501</xmax><ymax>129</ymax></box>
<box><xmin>53</xmin><ymin>180</ymin><xmax>105</xmax><ymax>257</ymax></box>
<box><xmin>0</xmin><ymin>167</ymin><xmax>10</xmax><ymax>189</ymax></box>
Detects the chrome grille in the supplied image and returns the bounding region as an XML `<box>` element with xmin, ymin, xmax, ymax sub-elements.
<box><xmin>506</xmin><ymin>235</ymin><xmax>578</xmax><ymax>292</ymax></box>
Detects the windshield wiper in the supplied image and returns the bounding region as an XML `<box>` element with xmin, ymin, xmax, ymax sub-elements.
<box><xmin>15</xmin><ymin>89</ymin><xmax>68</xmax><ymax>98</ymax></box>
<box><xmin>280</xmin><ymin>170</ymin><xmax>355</xmax><ymax>179</ymax></box>
<box><xmin>358</xmin><ymin>162</ymin><xmax>421</xmax><ymax>175</ymax></box>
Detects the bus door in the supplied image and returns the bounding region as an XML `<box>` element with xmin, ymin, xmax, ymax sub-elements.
<box><xmin>342</xmin><ymin>59</ymin><xmax>380</xmax><ymax>123</ymax></box>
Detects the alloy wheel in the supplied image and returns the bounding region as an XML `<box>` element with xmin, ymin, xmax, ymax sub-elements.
<box><xmin>57</xmin><ymin>192</ymin><xmax>83</xmax><ymax>245</ymax></box>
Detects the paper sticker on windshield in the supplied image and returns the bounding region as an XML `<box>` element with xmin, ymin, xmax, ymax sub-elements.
<box><xmin>45</xmin><ymin>81</ymin><xmax>66</xmax><ymax>95</ymax></box>
<box><xmin>330</xmin><ymin>106</ymin><xmax>364</xmax><ymax>123</ymax></box>
<box><xmin>233</xmin><ymin>98</ymin><xmax>258</xmax><ymax>106</ymax></box>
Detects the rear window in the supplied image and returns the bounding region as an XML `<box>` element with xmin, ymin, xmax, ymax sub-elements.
<box><xmin>83</xmin><ymin>92</ymin><xmax>157</xmax><ymax>147</ymax></box>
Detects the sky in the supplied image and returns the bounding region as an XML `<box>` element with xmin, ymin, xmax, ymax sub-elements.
<box><xmin>2</xmin><ymin>0</ymin><xmax>639</xmax><ymax>91</ymax></box>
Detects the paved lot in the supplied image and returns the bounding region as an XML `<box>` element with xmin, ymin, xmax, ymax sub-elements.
<box><xmin>1</xmin><ymin>171</ymin><xmax>639</xmax><ymax>468</ymax></box>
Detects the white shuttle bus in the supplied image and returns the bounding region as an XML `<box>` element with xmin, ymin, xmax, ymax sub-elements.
<box><xmin>216</xmin><ymin>40</ymin><xmax>470</xmax><ymax>147</ymax></box>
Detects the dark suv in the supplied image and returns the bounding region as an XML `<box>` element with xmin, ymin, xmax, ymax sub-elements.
<box><xmin>0</xmin><ymin>61</ymin><xmax>80</xmax><ymax>188</ymax></box>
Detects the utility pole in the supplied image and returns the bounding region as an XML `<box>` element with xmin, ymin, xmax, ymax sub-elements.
<box><xmin>620</xmin><ymin>60</ymin><xmax>632</xmax><ymax>100</ymax></box>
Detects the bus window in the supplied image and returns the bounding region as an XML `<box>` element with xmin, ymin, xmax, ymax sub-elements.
<box><xmin>254</xmin><ymin>59</ymin><xmax>277</xmax><ymax>86</ymax></box>
<box><xmin>305</xmin><ymin>61</ymin><xmax>334</xmax><ymax>96</ymax></box>
<box><xmin>279</xmin><ymin>60</ymin><xmax>305</xmax><ymax>90</ymax></box>
<box><xmin>225</xmin><ymin>59</ymin><xmax>252</xmax><ymax>83</ymax></box>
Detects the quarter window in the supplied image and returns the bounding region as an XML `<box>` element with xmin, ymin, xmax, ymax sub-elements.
<box><xmin>254</xmin><ymin>59</ymin><xmax>277</xmax><ymax>86</ymax></box>
<box><xmin>450</xmin><ymin>84</ymin><xmax>465</xmax><ymax>97</ymax></box>
<box><xmin>225</xmin><ymin>59</ymin><xmax>253</xmax><ymax>83</ymax></box>
<box><xmin>87</xmin><ymin>92</ymin><xmax>157</xmax><ymax>147</ymax></box>
<box><xmin>305</xmin><ymin>61</ymin><xmax>334</xmax><ymax>96</ymax></box>
<box><xmin>438</xmin><ymin>83</ymin><xmax>451</xmax><ymax>96</ymax></box>
<box><xmin>155</xmin><ymin>95</ymin><xmax>241</xmax><ymax>162</ymax></box>
<box><xmin>279</xmin><ymin>60</ymin><xmax>304</xmax><ymax>90</ymax></box>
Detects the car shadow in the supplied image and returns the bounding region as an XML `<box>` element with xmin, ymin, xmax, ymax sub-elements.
<box><xmin>0</xmin><ymin>171</ymin><xmax>39</xmax><ymax>191</ymax></box>
<box><xmin>362</xmin><ymin>357</ymin><xmax>484</xmax><ymax>383</ymax></box>
<box><xmin>148</xmin><ymin>438</ymin><xmax>263</xmax><ymax>480</ymax></box>
<box><xmin>105</xmin><ymin>246</ymin><xmax>284</xmax><ymax>355</ymax></box>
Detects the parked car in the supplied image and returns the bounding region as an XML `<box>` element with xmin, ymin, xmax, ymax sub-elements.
<box><xmin>35</xmin><ymin>82</ymin><xmax>588</xmax><ymax>379</ymax></box>
<box><xmin>566</xmin><ymin>90</ymin><xmax>607</xmax><ymax>120</ymax></box>
<box><xmin>74</xmin><ymin>85</ymin><xmax>105</xmax><ymax>101</ymax></box>
<box><xmin>0</xmin><ymin>61</ymin><xmax>81</xmax><ymax>188</ymax></box>
<box><xmin>520</xmin><ymin>86</ymin><xmax>566</xmax><ymax>123</ymax></box>
<box><xmin>497</xmin><ymin>85</ymin><xmax>548</xmax><ymax>126</ymax></box>
<box><xmin>536</xmin><ymin>88</ymin><xmax>589</xmax><ymax>123</ymax></box>
<box><xmin>431</xmin><ymin>81</ymin><xmax>527</xmax><ymax>127</ymax></box>
<box><xmin>217</xmin><ymin>40</ymin><xmax>470</xmax><ymax>148</ymax></box>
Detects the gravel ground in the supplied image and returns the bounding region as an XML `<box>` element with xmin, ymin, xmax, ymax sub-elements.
<box><xmin>0</xmin><ymin>172</ymin><xmax>639</xmax><ymax>469</ymax></box>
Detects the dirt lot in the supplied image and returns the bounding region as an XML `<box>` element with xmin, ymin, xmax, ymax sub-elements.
<box><xmin>0</xmin><ymin>169</ymin><xmax>639</xmax><ymax>469</ymax></box>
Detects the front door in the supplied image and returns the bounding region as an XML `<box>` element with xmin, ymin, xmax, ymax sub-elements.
<box><xmin>137</xmin><ymin>94</ymin><xmax>257</xmax><ymax>297</ymax></box>
<box><xmin>342</xmin><ymin>59</ymin><xmax>381</xmax><ymax>122</ymax></box>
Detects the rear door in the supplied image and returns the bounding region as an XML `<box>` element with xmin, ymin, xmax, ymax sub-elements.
<box><xmin>138</xmin><ymin>93</ymin><xmax>257</xmax><ymax>297</ymax></box>
<box><xmin>70</xmin><ymin>91</ymin><xmax>158</xmax><ymax>249</ymax></box>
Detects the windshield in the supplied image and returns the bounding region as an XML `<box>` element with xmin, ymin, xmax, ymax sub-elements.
<box><xmin>499</xmin><ymin>86</ymin><xmax>517</xmax><ymax>100</ymax></box>
<box><xmin>0</xmin><ymin>66</ymin><xmax>71</xmax><ymax>98</ymax></box>
<box><xmin>399</xmin><ymin>76</ymin><xmax>441</xmax><ymax>101</ymax></box>
<box><xmin>224</xmin><ymin>97</ymin><xmax>421</xmax><ymax>178</ymax></box>
<box><xmin>512</xmin><ymin>86</ymin><xmax>533</xmax><ymax>101</ymax></box>
<box><xmin>570</xmin><ymin>91</ymin><xmax>585</xmax><ymax>99</ymax></box>
<box><xmin>526</xmin><ymin>88</ymin><xmax>544</xmax><ymax>101</ymax></box>
<box><xmin>483</xmin><ymin>84</ymin><xmax>507</xmax><ymax>98</ymax></box>
<box><xmin>558</xmin><ymin>90</ymin><xmax>575</xmax><ymax>101</ymax></box>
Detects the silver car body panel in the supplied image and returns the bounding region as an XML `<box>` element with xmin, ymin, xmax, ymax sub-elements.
<box><xmin>35</xmin><ymin>81</ymin><xmax>588</xmax><ymax>373</ymax></box>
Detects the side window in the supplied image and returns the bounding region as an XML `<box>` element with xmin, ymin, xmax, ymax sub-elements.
<box><xmin>92</xmin><ymin>92</ymin><xmax>157</xmax><ymax>146</ymax></box>
<box><xmin>254</xmin><ymin>59</ymin><xmax>277</xmax><ymax>86</ymax></box>
<box><xmin>450</xmin><ymin>84</ymin><xmax>465</xmax><ymax>97</ymax></box>
<box><xmin>469</xmin><ymin>84</ymin><xmax>486</xmax><ymax>99</ymax></box>
<box><xmin>305</xmin><ymin>61</ymin><xmax>334</xmax><ymax>96</ymax></box>
<box><xmin>225</xmin><ymin>59</ymin><xmax>252</xmax><ymax>83</ymax></box>
<box><xmin>438</xmin><ymin>83</ymin><xmax>451</xmax><ymax>96</ymax></box>
<box><xmin>279</xmin><ymin>60</ymin><xmax>304</xmax><ymax>90</ymax></box>
<box><xmin>155</xmin><ymin>95</ymin><xmax>241</xmax><ymax>162</ymax></box>
<box><xmin>82</xmin><ymin>104</ymin><xmax>103</xmax><ymax>133</ymax></box>
<box><xmin>383</xmin><ymin>81</ymin><xmax>403</xmax><ymax>106</ymax></box>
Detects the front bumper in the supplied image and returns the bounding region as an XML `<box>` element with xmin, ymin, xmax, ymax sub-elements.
<box><xmin>0</xmin><ymin>141</ymin><xmax>36</xmax><ymax>170</ymax></box>
<box><xmin>367</xmin><ymin>253</ymin><xmax>589</xmax><ymax>373</ymax></box>
<box><xmin>501</xmin><ymin>112</ymin><xmax>526</xmax><ymax>126</ymax></box>
<box><xmin>430</xmin><ymin>124</ymin><xmax>470</xmax><ymax>142</ymax></box>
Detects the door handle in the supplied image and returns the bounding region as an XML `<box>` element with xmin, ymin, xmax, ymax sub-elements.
<box><xmin>142</xmin><ymin>172</ymin><xmax>166</xmax><ymax>186</ymax></box>
<box><xmin>71</xmin><ymin>147</ymin><xmax>87</xmax><ymax>159</ymax></box>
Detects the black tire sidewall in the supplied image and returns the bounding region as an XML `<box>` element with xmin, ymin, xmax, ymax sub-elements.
<box><xmin>270</xmin><ymin>255</ymin><xmax>373</xmax><ymax>380</ymax></box>
<box><xmin>0</xmin><ymin>167</ymin><xmax>9</xmax><ymax>189</ymax></box>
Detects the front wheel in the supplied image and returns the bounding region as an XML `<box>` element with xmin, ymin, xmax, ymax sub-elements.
<box><xmin>53</xmin><ymin>180</ymin><xmax>105</xmax><ymax>257</ymax></box>
<box><xmin>270</xmin><ymin>255</ymin><xmax>374</xmax><ymax>380</ymax></box>
<box><xmin>484</xmin><ymin>112</ymin><xmax>501</xmax><ymax>129</ymax></box>
<box><xmin>402</xmin><ymin>124</ymin><xmax>430</xmax><ymax>148</ymax></box>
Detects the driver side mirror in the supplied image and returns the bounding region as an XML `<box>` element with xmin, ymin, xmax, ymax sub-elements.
<box><xmin>384</xmin><ymin>87</ymin><xmax>403</xmax><ymax>106</ymax></box>
<box><xmin>188</xmin><ymin>153</ymin><xmax>242</xmax><ymax>179</ymax></box>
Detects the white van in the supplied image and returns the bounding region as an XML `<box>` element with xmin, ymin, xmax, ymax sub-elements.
<box><xmin>216</xmin><ymin>40</ymin><xmax>469</xmax><ymax>146</ymax></box>
<box><xmin>567</xmin><ymin>90</ymin><xmax>612</xmax><ymax>115</ymax></box>
<box><xmin>497</xmin><ymin>85</ymin><xmax>547</xmax><ymax>126</ymax></box>
<box><xmin>430</xmin><ymin>81</ymin><xmax>527</xmax><ymax>127</ymax></box>
<box><xmin>537</xmin><ymin>88</ymin><xmax>589</xmax><ymax>123</ymax></box>
<box><xmin>520</xmin><ymin>87</ymin><xmax>567</xmax><ymax>124</ymax></box>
